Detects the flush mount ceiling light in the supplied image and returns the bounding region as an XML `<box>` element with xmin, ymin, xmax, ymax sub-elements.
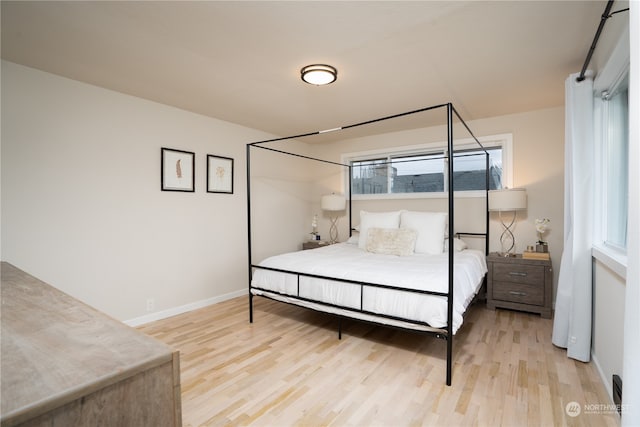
<box><xmin>300</xmin><ymin>64</ymin><xmax>337</xmax><ymax>85</ymax></box>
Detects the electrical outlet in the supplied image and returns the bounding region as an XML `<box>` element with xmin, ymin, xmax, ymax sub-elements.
<box><xmin>570</xmin><ymin>336</ymin><xmax>577</xmax><ymax>344</ymax></box>
<box><xmin>146</xmin><ymin>298</ymin><xmax>155</xmax><ymax>312</ymax></box>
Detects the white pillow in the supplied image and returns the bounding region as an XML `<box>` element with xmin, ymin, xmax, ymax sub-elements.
<box><xmin>357</xmin><ymin>211</ymin><xmax>402</xmax><ymax>250</ymax></box>
<box><xmin>346</xmin><ymin>232</ymin><xmax>359</xmax><ymax>245</ymax></box>
<box><xmin>444</xmin><ymin>237</ymin><xmax>469</xmax><ymax>252</ymax></box>
<box><xmin>400</xmin><ymin>211</ymin><xmax>447</xmax><ymax>255</ymax></box>
<box><xmin>366</xmin><ymin>228</ymin><xmax>418</xmax><ymax>256</ymax></box>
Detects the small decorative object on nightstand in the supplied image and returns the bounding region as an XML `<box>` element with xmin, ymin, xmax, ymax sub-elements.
<box><xmin>486</xmin><ymin>252</ymin><xmax>552</xmax><ymax>318</ymax></box>
<box><xmin>522</xmin><ymin>250</ymin><xmax>550</xmax><ymax>260</ymax></box>
<box><xmin>309</xmin><ymin>214</ymin><xmax>319</xmax><ymax>241</ymax></box>
<box><xmin>534</xmin><ymin>218</ymin><xmax>551</xmax><ymax>253</ymax></box>
<box><xmin>302</xmin><ymin>241</ymin><xmax>329</xmax><ymax>250</ymax></box>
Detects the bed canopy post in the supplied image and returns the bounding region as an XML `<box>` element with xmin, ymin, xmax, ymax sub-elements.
<box><xmin>485</xmin><ymin>152</ymin><xmax>491</xmax><ymax>255</ymax></box>
<box><xmin>446</xmin><ymin>103</ymin><xmax>455</xmax><ymax>386</ymax></box>
<box><xmin>246</xmin><ymin>143</ymin><xmax>254</xmax><ymax>323</ymax></box>
<box><xmin>348</xmin><ymin>165</ymin><xmax>353</xmax><ymax>237</ymax></box>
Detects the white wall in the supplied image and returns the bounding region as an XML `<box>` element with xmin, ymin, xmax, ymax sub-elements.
<box><xmin>249</xmin><ymin>142</ymin><xmax>320</xmax><ymax>261</ymax></box>
<box><xmin>591</xmin><ymin>1</ymin><xmax>630</xmax><ymax>73</ymax></box>
<box><xmin>1</xmin><ymin>61</ymin><xmax>272</xmax><ymax>322</ymax></box>
<box><xmin>592</xmin><ymin>260</ymin><xmax>626</xmax><ymax>397</ymax></box>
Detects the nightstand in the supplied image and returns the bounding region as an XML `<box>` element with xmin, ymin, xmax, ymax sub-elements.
<box><xmin>302</xmin><ymin>241</ymin><xmax>329</xmax><ymax>250</ymax></box>
<box><xmin>486</xmin><ymin>253</ymin><xmax>552</xmax><ymax>318</ymax></box>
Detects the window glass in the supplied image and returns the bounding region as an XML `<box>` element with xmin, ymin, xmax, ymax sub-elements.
<box><xmin>603</xmin><ymin>74</ymin><xmax>629</xmax><ymax>249</ymax></box>
<box><xmin>351</xmin><ymin>158</ymin><xmax>389</xmax><ymax>194</ymax></box>
<box><xmin>391</xmin><ymin>154</ymin><xmax>444</xmax><ymax>193</ymax></box>
<box><xmin>350</xmin><ymin>146</ymin><xmax>503</xmax><ymax>196</ymax></box>
<box><xmin>452</xmin><ymin>148</ymin><xmax>502</xmax><ymax>191</ymax></box>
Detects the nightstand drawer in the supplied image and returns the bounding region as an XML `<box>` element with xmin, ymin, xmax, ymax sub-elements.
<box><xmin>492</xmin><ymin>281</ymin><xmax>544</xmax><ymax>306</ymax></box>
<box><xmin>492</xmin><ymin>263</ymin><xmax>545</xmax><ymax>286</ymax></box>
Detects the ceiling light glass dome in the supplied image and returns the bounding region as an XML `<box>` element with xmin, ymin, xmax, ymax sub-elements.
<box><xmin>300</xmin><ymin>64</ymin><xmax>337</xmax><ymax>85</ymax></box>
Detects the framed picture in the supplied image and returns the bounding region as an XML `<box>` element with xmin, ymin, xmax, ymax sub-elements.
<box><xmin>207</xmin><ymin>155</ymin><xmax>234</xmax><ymax>194</ymax></box>
<box><xmin>161</xmin><ymin>148</ymin><xmax>195</xmax><ymax>192</ymax></box>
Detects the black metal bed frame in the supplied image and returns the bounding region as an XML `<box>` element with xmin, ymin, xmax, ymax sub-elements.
<box><xmin>246</xmin><ymin>103</ymin><xmax>490</xmax><ymax>386</ymax></box>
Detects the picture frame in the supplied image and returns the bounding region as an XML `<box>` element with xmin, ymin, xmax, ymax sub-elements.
<box><xmin>207</xmin><ymin>155</ymin><xmax>234</xmax><ymax>194</ymax></box>
<box><xmin>161</xmin><ymin>148</ymin><xmax>195</xmax><ymax>192</ymax></box>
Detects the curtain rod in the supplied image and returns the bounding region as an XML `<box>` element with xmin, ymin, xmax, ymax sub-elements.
<box><xmin>577</xmin><ymin>0</ymin><xmax>629</xmax><ymax>82</ymax></box>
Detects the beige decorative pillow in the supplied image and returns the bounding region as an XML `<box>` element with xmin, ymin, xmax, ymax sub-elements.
<box><xmin>366</xmin><ymin>227</ymin><xmax>418</xmax><ymax>256</ymax></box>
<box><xmin>357</xmin><ymin>210</ymin><xmax>402</xmax><ymax>250</ymax></box>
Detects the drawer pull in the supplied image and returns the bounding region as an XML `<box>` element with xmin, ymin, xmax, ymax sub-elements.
<box><xmin>509</xmin><ymin>291</ymin><xmax>528</xmax><ymax>297</ymax></box>
<box><xmin>509</xmin><ymin>272</ymin><xmax>528</xmax><ymax>277</ymax></box>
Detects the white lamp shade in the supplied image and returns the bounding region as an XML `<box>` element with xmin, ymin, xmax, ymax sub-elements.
<box><xmin>488</xmin><ymin>188</ymin><xmax>527</xmax><ymax>211</ymax></box>
<box><xmin>321</xmin><ymin>194</ymin><xmax>346</xmax><ymax>211</ymax></box>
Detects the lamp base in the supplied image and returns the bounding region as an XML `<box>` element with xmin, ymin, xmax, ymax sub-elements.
<box><xmin>499</xmin><ymin>211</ymin><xmax>518</xmax><ymax>256</ymax></box>
<box><xmin>496</xmin><ymin>252</ymin><xmax>518</xmax><ymax>258</ymax></box>
<box><xmin>329</xmin><ymin>216</ymin><xmax>339</xmax><ymax>244</ymax></box>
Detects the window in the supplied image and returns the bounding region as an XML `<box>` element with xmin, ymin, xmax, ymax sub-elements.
<box><xmin>347</xmin><ymin>136</ymin><xmax>510</xmax><ymax>198</ymax></box>
<box><xmin>591</xmin><ymin>28</ymin><xmax>629</xmax><ymax>273</ymax></box>
<box><xmin>598</xmin><ymin>73</ymin><xmax>629</xmax><ymax>250</ymax></box>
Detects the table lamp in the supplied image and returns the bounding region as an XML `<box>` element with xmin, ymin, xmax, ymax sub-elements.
<box><xmin>321</xmin><ymin>193</ymin><xmax>346</xmax><ymax>244</ymax></box>
<box><xmin>488</xmin><ymin>188</ymin><xmax>527</xmax><ymax>256</ymax></box>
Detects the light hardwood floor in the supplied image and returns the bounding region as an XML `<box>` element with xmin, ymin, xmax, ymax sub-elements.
<box><xmin>138</xmin><ymin>296</ymin><xmax>619</xmax><ymax>427</ymax></box>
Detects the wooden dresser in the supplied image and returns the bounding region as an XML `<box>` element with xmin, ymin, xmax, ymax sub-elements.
<box><xmin>486</xmin><ymin>253</ymin><xmax>553</xmax><ymax>318</ymax></box>
<box><xmin>0</xmin><ymin>262</ymin><xmax>182</xmax><ymax>427</ymax></box>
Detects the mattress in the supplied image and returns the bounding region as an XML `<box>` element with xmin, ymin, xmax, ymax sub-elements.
<box><xmin>250</xmin><ymin>243</ymin><xmax>487</xmax><ymax>334</ymax></box>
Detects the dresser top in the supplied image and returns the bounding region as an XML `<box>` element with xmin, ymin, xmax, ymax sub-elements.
<box><xmin>1</xmin><ymin>262</ymin><xmax>174</xmax><ymax>425</ymax></box>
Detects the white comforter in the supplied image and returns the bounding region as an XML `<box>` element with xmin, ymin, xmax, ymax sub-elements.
<box><xmin>251</xmin><ymin>243</ymin><xmax>487</xmax><ymax>334</ymax></box>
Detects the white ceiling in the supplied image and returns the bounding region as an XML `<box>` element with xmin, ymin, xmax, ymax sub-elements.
<box><xmin>1</xmin><ymin>1</ymin><xmax>606</xmax><ymax>141</ymax></box>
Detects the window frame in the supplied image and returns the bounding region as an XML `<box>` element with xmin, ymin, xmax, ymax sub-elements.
<box><xmin>599</xmin><ymin>75</ymin><xmax>628</xmax><ymax>250</ymax></box>
<box><xmin>341</xmin><ymin>133</ymin><xmax>513</xmax><ymax>200</ymax></box>
<box><xmin>592</xmin><ymin>27</ymin><xmax>629</xmax><ymax>275</ymax></box>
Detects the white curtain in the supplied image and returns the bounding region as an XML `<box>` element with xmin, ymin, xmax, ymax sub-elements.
<box><xmin>551</xmin><ymin>72</ymin><xmax>594</xmax><ymax>362</ymax></box>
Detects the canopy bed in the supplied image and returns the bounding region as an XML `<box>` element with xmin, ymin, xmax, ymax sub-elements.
<box><xmin>246</xmin><ymin>103</ymin><xmax>490</xmax><ymax>386</ymax></box>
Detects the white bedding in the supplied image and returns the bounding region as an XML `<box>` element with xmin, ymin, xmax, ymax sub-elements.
<box><xmin>250</xmin><ymin>243</ymin><xmax>487</xmax><ymax>334</ymax></box>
